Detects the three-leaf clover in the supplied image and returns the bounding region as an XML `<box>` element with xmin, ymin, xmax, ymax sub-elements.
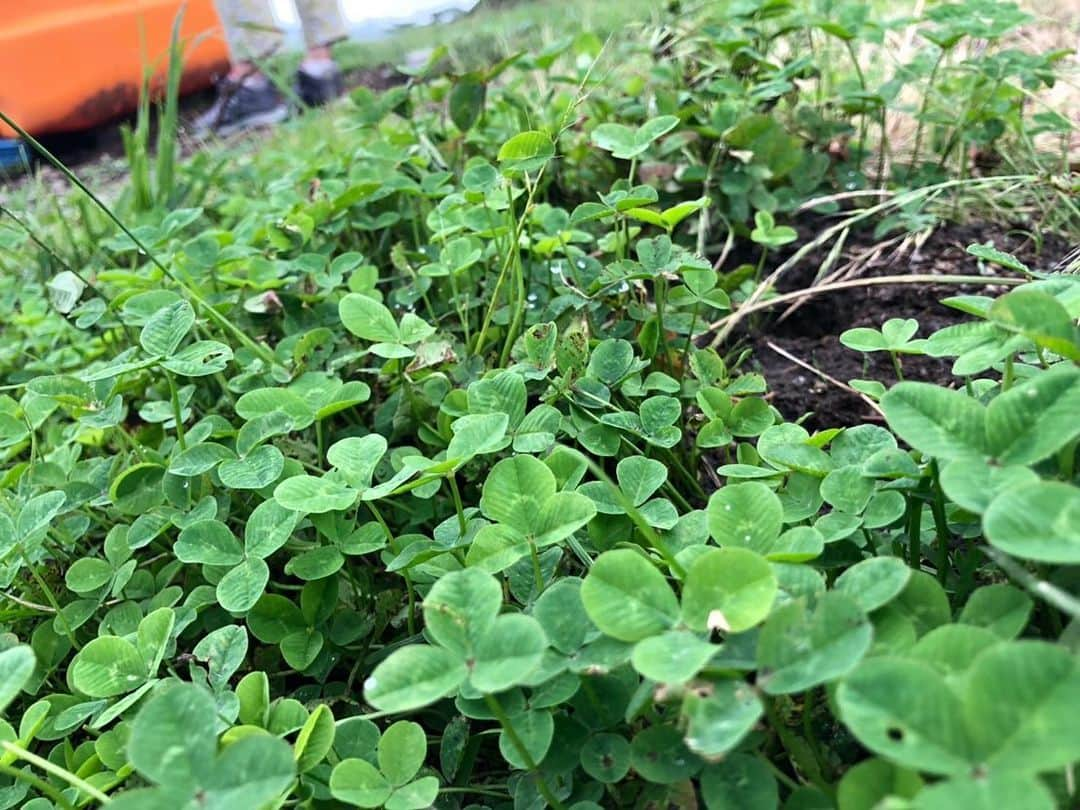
<box><xmin>330</xmin><ymin>720</ymin><xmax>438</xmax><ymax>809</ymax></box>
<box><xmin>591</xmin><ymin>115</ymin><xmax>680</xmax><ymax>160</ymax></box>
<box><xmin>109</xmin><ymin>683</ymin><xmax>296</xmax><ymax>810</ymax></box>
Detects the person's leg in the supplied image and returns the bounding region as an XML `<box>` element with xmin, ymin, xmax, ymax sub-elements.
<box><xmin>213</xmin><ymin>0</ymin><xmax>284</xmax><ymax>74</ymax></box>
<box><xmin>295</xmin><ymin>0</ymin><xmax>348</xmax><ymax>54</ymax></box>
<box><xmin>195</xmin><ymin>0</ymin><xmax>289</xmax><ymax>134</ymax></box>
<box><xmin>294</xmin><ymin>0</ymin><xmax>348</xmax><ymax>105</ymax></box>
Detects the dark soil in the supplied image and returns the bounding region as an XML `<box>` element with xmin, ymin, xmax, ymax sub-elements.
<box><xmin>743</xmin><ymin>221</ymin><xmax>1076</xmax><ymax>430</ymax></box>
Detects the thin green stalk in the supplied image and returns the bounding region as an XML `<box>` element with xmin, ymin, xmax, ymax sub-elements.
<box><xmin>754</xmin><ymin>246</ymin><xmax>769</xmax><ymax>285</ymax></box>
<box><xmin>500</xmin><ymin>237</ymin><xmax>527</xmax><ymax>368</ymax></box>
<box><xmin>681</xmin><ymin>300</ymin><xmax>701</xmax><ymax>370</ymax></box>
<box><xmin>447</xmin><ymin>264</ymin><xmax>471</xmax><ymax>346</ymax></box>
<box><xmin>875</xmin><ymin>105</ymin><xmax>889</xmax><ymax>188</ymax></box>
<box><xmin>509</xmin><ymin>174</ymin><xmax>540</xmax><ymax>356</ymax></box>
<box><xmin>0</xmin><ymin>762</ymin><xmax>76</xmax><ymax>810</ymax></box>
<box><xmin>905</xmin><ymin>485</ymin><xmax>924</xmax><ymax>570</ymax></box>
<box><xmin>403</xmin><ymin>574</ymin><xmax>417</xmax><ymax>637</ymax></box>
<box><xmin>581</xmin><ymin>456</ymin><xmax>685</xmax><ymax>579</ymax></box>
<box><xmin>766</xmin><ymin>759</ymin><xmax>801</xmax><ymax>792</ymax></box>
<box><xmin>0</xmin><ymin>205</ymin><xmax>114</xmax><ymax>308</ymax></box>
<box><xmin>2</xmin><ymin>741</ymin><xmax>111</xmax><ymax>805</ymax></box>
<box><xmin>762</xmin><ymin>697</ymin><xmax>832</xmax><ymax>796</ymax></box>
<box><xmin>888</xmin><ymin>351</ymin><xmax>904</xmax><ymax>382</ymax></box>
<box><xmin>843</xmin><ymin>40</ymin><xmax>870</xmax><ymax>169</ymax></box>
<box><xmin>50</xmin><ymin>198</ymin><xmax>85</xmax><ymax>267</ymax></box>
<box><xmin>937</xmin><ymin>78</ymin><xmax>1003</xmax><ymax>173</ymax></box>
<box><xmin>164</xmin><ymin>370</ymin><xmax>186</xmax><ymax>451</ymax></box>
<box><xmin>0</xmin><ymin>110</ymin><xmax>278</xmax><ymax>369</ymax></box>
<box><xmin>316</xmin><ymin>419</ymin><xmax>326</xmax><ymax>467</ymax></box>
<box><xmin>155</xmin><ymin>7</ymin><xmax>187</xmax><ymax>207</ymax></box>
<box><xmin>447</xmin><ymin>474</ymin><xmax>468</xmax><ymax>538</ymax></box>
<box><xmin>528</xmin><ymin>539</ymin><xmax>545</xmax><ymax>595</ymax></box>
<box><xmin>927</xmin><ymin>461</ymin><xmax>952</xmax><ymax>585</ymax></box>
<box><xmin>910</xmin><ymin>49</ymin><xmax>947</xmax><ymax>176</ymax></box>
<box><xmin>475</xmin><ymin>170</ymin><xmax>544</xmax><ymax>358</ymax></box>
<box><xmin>655</xmin><ymin>276</ymin><xmax>675</xmax><ymax>371</ymax></box>
<box><xmin>483</xmin><ymin>694</ymin><xmax>566</xmax><ymax>810</ymax></box>
<box><xmin>983</xmin><ymin>547</ymin><xmax>1080</xmax><ymax>621</ymax></box>
<box><xmin>18</xmin><ymin>548</ymin><xmax>79</xmax><ymax>650</ymax></box>
<box><xmin>802</xmin><ymin>687</ymin><xmax>831</xmax><ymax>780</ymax></box>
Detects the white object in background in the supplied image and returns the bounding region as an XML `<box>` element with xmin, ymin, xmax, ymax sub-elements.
<box><xmin>268</xmin><ymin>0</ymin><xmax>477</xmax><ymax>48</ymax></box>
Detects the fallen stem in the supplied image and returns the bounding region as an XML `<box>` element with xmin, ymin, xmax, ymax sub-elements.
<box><xmin>764</xmin><ymin>341</ymin><xmax>884</xmax><ymax>417</ymax></box>
<box><xmin>708</xmin><ymin>274</ymin><xmax>1025</xmax><ymax>346</ymax></box>
<box><xmin>719</xmin><ymin>175</ymin><xmax>1035</xmax><ymax>343</ymax></box>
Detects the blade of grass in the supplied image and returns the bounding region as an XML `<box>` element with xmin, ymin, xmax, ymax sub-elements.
<box><xmin>155</xmin><ymin>5</ymin><xmax>187</xmax><ymax>207</ymax></box>
<box><xmin>0</xmin><ymin>110</ymin><xmax>278</xmax><ymax>369</ymax></box>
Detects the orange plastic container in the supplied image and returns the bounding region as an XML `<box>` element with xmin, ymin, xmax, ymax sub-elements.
<box><xmin>0</xmin><ymin>0</ymin><xmax>230</xmax><ymax>138</ymax></box>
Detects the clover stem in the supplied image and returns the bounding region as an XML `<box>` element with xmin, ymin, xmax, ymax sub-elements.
<box><xmin>905</xmin><ymin>478</ymin><xmax>927</xmax><ymax>569</ymax></box>
<box><xmin>500</xmin><ymin>224</ymin><xmax>527</xmax><ymax>368</ymax></box>
<box><xmin>802</xmin><ymin>687</ymin><xmax>834</xmax><ymax>782</ymax></box>
<box><xmin>483</xmin><ymin>693</ymin><xmax>566</xmax><ymax>810</ymax></box>
<box><xmin>0</xmin><ymin>762</ymin><xmax>76</xmax><ymax>810</ymax></box>
<box><xmin>366</xmin><ymin>502</ymin><xmax>414</xmax><ymax>634</ymax></box>
<box><xmin>1002</xmin><ymin>355</ymin><xmax>1015</xmax><ymax>391</ymax></box>
<box><xmin>448</xmin><ymin>264</ymin><xmax>471</xmax><ymax>346</ymax></box>
<box><xmin>762</xmin><ymin>697</ymin><xmax>832</xmax><ymax>796</ymax></box>
<box><xmin>928</xmin><ymin>461</ymin><xmax>952</xmax><ymax>585</ymax></box>
<box><xmin>655</xmin><ymin>276</ymin><xmax>675</xmax><ymax>371</ymax></box>
<box><xmin>910</xmin><ymin>49</ymin><xmax>946</xmax><ymax>177</ymax></box>
<box><xmin>843</xmin><ymin>39</ymin><xmax>870</xmax><ymax>177</ymax></box>
<box><xmin>888</xmin><ymin>351</ymin><xmax>904</xmax><ymax>382</ymax></box>
<box><xmin>474</xmin><ymin>167</ymin><xmax>545</xmax><ymax>357</ymax></box>
<box><xmin>447</xmin><ymin>474</ymin><xmax>468</xmax><ymax>538</ymax></box>
<box><xmin>403</xmin><ymin>573</ymin><xmax>418</xmax><ymax>636</ymax></box>
<box><xmin>765</xmin><ymin>759</ymin><xmax>801</xmax><ymax>792</ymax></box>
<box><xmin>754</xmin><ymin>246</ymin><xmax>769</xmax><ymax>285</ymax></box>
<box><xmin>528</xmin><ymin>539</ymin><xmax>545</xmax><ymax>595</ymax></box>
<box><xmin>681</xmin><ymin>300</ymin><xmax>701</xmax><ymax>370</ymax></box>
<box><xmin>18</xmin><ymin>548</ymin><xmax>79</xmax><ymax>650</ymax></box>
<box><xmin>164</xmin><ymin>369</ymin><xmax>187</xmax><ymax>451</ymax></box>
<box><xmin>580</xmin><ymin>456</ymin><xmax>686</xmax><ymax>579</ymax></box>
<box><xmin>2</xmin><ymin>741</ymin><xmax>111</xmax><ymax>805</ymax></box>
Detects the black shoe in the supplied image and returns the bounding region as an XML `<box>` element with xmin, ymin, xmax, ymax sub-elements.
<box><xmin>295</xmin><ymin>62</ymin><xmax>344</xmax><ymax>107</ymax></box>
<box><xmin>193</xmin><ymin>77</ymin><xmax>289</xmax><ymax>137</ymax></box>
